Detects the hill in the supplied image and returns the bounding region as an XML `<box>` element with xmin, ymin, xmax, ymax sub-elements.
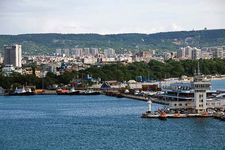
<box><xmin>0</xmin><ymin>29</ymin><xmax>225</xmax><ymax>55</ymax></box>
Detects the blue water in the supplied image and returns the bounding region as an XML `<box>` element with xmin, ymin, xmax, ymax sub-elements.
<box><xmin>0</xmin><ymin>95</ymin><xmax>225</xmax><ymax>150</ymax></box>
<box><xmin>211</xmin><ymin>79</ymin><xmax>225</xmax><ymax>91</ymax></box>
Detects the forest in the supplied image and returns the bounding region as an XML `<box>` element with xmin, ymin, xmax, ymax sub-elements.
<box><xmin>0</xmin><ymin>29</ymin><xmax>225</xmax><ymax>54</ymax></box>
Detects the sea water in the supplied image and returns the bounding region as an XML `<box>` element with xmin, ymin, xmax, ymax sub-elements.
<box><xmin>0</xmin><ymin>81</ymin><xmax>225</xmax><ymax>150</ymax></box>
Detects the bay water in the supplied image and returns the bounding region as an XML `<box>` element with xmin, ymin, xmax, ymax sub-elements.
<box><xmin>0</xmin><ymin>80</ymin><xmax>225</xmax><ymax>149</ymax></box>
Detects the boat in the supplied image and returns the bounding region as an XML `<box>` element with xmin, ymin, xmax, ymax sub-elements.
<box><xmin>79</xmin><ymin>89</ymin><xmax>101</xmax><ymax>95</ymax></box>
<box><xmin>159</xmin><ymin>111</ymin><xmax>167</xmax><ymax>120</ymax></box>
<box><xmin>9</xmin><ymin>86</ymin><xmax>35</xmax><ymax>96</ymax></box>
<box><xmin>56</xmin><ymin>87</ymin><xmax>80</xmax><ymax>95</ymax></box>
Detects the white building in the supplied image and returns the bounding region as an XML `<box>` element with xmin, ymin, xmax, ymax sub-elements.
<box><xmin>4</xmin><ymin>44</ymin><xmax>22</xmax><ymax>67</ymax></box>
<box><xmin>184</xmin><ymin>46</ymin><xmax>193</xmax><ymax>59</ymax></box>
<box><xmin>212</xmin><ymin>47</ymin><xmax>224</xmax><ymax>59</ymax></box>
<box><xmin>192</xmin><ymin>74</ymin><xmax>211</xmax><ymax>113</ymax></box>
<box><xmin>163</xmin><ymin>52</ymin><xmax>172</xmax><ymax>61</ymax></box>
<box><xmin>64</xmin><ymin>49</ymin><xmax>70</xmax><ymax>57</ymax></box>
<box><xmin>90</xmin><ymin>48</ymin><xmax>99</xmax><ymax>56</ymax></box>
<box><xmin>83</xmin><ymin>48</ymin><xmax>90</xmax><ymax>56</ymax></box>
<box><xmin>55</xmin><ymin>49</ymin><xmax>62</xmax><ymax>56</ymax></box>
<box><xmin>104</xmin><ymin>48</ymin><xmax>115</xmax><ymax>58</ymax></box>
<box><xmin>71</xmin><ymin>48</ymin><xmax>83</xmax><ymax>57</ymax></box>
<box><xmin>191</xmin><ymin>47</ymin><xmax>201</xmax><ymax>60</ymax></box>
<box><xmin>0</xmin><ymin>53</ymin><xmax>3</xmax><ymax>64</ymax></box>
<box><xmin>177</xmin><ymin>48</ymin><xmax>186</xmax><ymax>59</ymax></box>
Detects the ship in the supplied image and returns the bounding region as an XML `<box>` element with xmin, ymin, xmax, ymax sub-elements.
<box><xmin>9</xmin><ymin>86</ymin><xmax>35</xmax><ymax>96</ymax></box>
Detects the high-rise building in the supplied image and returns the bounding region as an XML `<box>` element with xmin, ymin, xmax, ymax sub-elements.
<box><xmin>191</xmin><ymin>47</ymin><xmax>201</xmax><ymax>60</ymax></box>
<box><xmin>177</xmin><ymin>48</ymin><xmax>186</xmax><ymax>59</ymax></box>
<box><xmin>55</xmin><ymin>49</ymin><xmax>62</xmax><ymax>56</ymax></box>
<box><xmin>4</xmin><ymin>44</ymin><xmax>22</xmax><ymax>67</ymax></box>
<box><xmin>71</xmin><ymin>48</ymin><xmax>83</xmax><ymax>57</ymax></box>
<box><xmin>83</xmin><ymin>48</ymin><xmax>90</xmax><ymax>56</ymax></box>
<box><xmin>104</xmin><ymin>48</ymin><xmax>115</xmax><ymax>57</ymax></box>
<box><xmin>64</xmin><ymin>49</ymin><xmax>70</xmax><ymax>57</ymax></box>
<box><xmin>184</xmin><ymin>46</ymin><xmax>193</xmax><ymax>59</ymax></box>
<box><xmin>90</xmin><ymin>48</ymin><xmax>99</xmax><ymax>56</ymax></box>
<box><xmin>212</xmin><ymin>47</ymin><xmax>224</xmax><ymax>59</ymax></box>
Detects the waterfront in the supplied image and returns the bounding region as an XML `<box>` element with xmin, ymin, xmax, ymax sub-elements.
<box><xmin>0</xmin><ymin>94</ymin><xmax>225</xmax><ymax>150</ymax></box>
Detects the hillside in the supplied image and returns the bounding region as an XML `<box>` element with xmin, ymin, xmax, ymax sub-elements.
<box><xmin>0</xmin><ymin>29</ymin><xmax>225</xmax><ymax>55</ymax></box>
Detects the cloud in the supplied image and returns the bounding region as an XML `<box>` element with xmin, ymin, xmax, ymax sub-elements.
<box><xmin>0</xmin><ymin>0</ymin><xmax>224</xmax><ymax>34</ymax></box>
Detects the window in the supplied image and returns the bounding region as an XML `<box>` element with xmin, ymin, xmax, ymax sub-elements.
<box><xmin>174</xmin><ymin>104</ymin><xmax>177</xmax><ymax>106</ymax></box>
<box><xmin>179</xmin><ymin>103</ymin><xmax>182</xmax><ymax>106</ymax></box>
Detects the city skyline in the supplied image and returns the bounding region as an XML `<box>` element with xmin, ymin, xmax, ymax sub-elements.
<box><xmin>0</xmin><ymin>0</ymin><xmax>225</xmax><ymax>35</ymax></box>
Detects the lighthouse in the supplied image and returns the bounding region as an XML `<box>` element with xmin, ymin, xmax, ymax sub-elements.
<box><xmin>147</xmin><ymin>99</ymin><xmax>152</xmax><ymax>112</ymax></box>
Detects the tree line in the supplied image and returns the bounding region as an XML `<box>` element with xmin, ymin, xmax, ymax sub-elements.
<box><xmin>1</xmin><ymin>59</ymin><xmax>225</xmax><ymax>90</ymax></box>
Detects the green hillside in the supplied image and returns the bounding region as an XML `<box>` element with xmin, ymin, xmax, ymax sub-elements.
<box><xmin>0</xmin><ymin>29</ymin><xmax>225</xmax><ymax>55</ymax></box>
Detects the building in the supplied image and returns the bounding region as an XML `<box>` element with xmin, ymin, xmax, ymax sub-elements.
<box><xmin>90</xmin><ymin>48</ymin><xmax>99</xmax><ymax>56</ymax></box>
<box><xmin>63</xmin><ymin>49</ymin><xmax>70</xmax><ymax>57</ymax></box>
<box><xmin>212</xmin><ymin>47</ymin><xmax>224</xmax><ymax>59</ymax></box>
<box><xmin>163</xmin><ymin>52</ymin><xmax>172</xmax><ymax>61</ymax></box>
<box><xmin>83</xmin><ymin>48</ymin><xmax>90</xmax><ymax>56</ymax></box>
<box><xmin>177</xmin><ymin>48</ymin><xmax>186</xmax><ymax>59</ymax></box>
<box><xmin>71</xmin><ymin>48</ymin><xmax>83</xmax><ymax>57</ymax></box>
<box><xmin>4</xmin><ymin>44</ymin><xmax>22</xmax><ymax>67</ymax></box>
<box><xmin>184</xmin><ymin>46</ymin><xmax>193</xmax><ymax>59</ymax></box>
<box><xmin>0</xmin><ymin>53</ymin><xmax>3</xmax><ymax>64</ymax></box>
<box><xmin>191</xmin><ymin>47</ymin><xmax>201</xmax><ymax>60</ymax></box>
<box><xmin>104</xmin><ymin>48</ymin><xmax>115</xmax><ymax>57</ymax></box>
<box><xmin>192</xmin><ymin>67</ymin><xmax>211</xmax><ymax>113</ymax></box>
<box><xmin>55</xmin><ymin>48</ymin><xmax>62</xmax><ymax>56</ymax></box>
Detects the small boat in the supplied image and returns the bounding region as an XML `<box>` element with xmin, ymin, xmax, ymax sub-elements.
<box><xmin>79</xmin><ymin>90</ymin><xmax>101</xmax><ymax>95</ymax></box>
<box><xmin>56</xmin><ymin>87</ymin><xmax>80</xmax><ymax>95</ymax></box>
<box><xmin>159</xmin><ymin>111</ymin><xmax>167</xmax><ymax>120</ymax></box>
<box><xmin>9</xmin><ymin>86</ymin><xmax>35</xmax><ymax>96</ymax></box>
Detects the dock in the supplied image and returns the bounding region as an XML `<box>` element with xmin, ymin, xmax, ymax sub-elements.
<box><xmin>142</xmin><ymin>112</ymin><xmax>213</xmax><ymax>119</ymax></box>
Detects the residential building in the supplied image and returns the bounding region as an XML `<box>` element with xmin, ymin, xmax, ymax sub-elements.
<box><xmin>184</xmin><ymin>46</ymin><xmax>193</xmax><ymax>59</ymax></box>
<box><xmin>71</xmin><ymin>48</ymin><xmax>83</xmax><ymax>57</ymax></box>
<box><xmin>55</xmin><ymin>48</ymin><xmax>62</xmax><ymax>56</ymax></box>
<box><xmin>90</xmin><ymin>48</ymin><xmax>99</xmax><ymax>56</ymax></box>
<box><xmin>177</xmin><ymin>48</ymin><xmax>186</xmax><ymax>59</ymax></box>
<box><xmin>64</xmin><ymin>49</ymin><xmax>70</xmax><ymax>57</ymax></box>
<box><xmin>104</xmin><ymin>48</ymin><xmax>115</xmax><ymax>57</ymax></box>
<box><xmin>3</xmin><ymin>44</ymin><xmax>22</xmax><ymax>67</ymax></box>
<box><xmin>191</xmin><ymin>47</ymin><xmax>201</xmax><ymax>60</ymax></box>
<box><xmin>212</xmin><ymin>47</ymin><xmax>224</xmax><ymax>59</ymax></box>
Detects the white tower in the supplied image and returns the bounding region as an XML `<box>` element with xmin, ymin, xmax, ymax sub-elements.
<box><xmin>147</xmin><ymin>99</ymin><xmax>152</xmax><ymax>112</ymax></box>
<box><xmin>192</xmin><ymin>63</ymin><xmax>210</xmax><ymax>113</ymax></box>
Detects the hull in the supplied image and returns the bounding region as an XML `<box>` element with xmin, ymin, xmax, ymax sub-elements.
<box><xmin>57</xmin><ymin>91</ymin><xmax>80</xmax><ymax>95</ymax></box>
<box><xmin>79</xmin><ymin>91</ymin><xmax>101</xmax><ymax>95</ymax></box>
<box><xmin>8</xmin><ymin>92</ymin><xmax>35</xmax><ymax>96</ymax></box>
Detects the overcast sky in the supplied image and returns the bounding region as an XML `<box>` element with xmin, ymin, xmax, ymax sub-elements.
<box><xmin>0</xmin><ymin>0</ymin><xmax>225</xmax><ymax>35</ymax></box>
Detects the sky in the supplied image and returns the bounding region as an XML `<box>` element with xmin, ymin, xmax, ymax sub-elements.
<box><xmin>0</xmin><ymin>0</ymin><xmax>225</xmax><ymax>35</ymax></box>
